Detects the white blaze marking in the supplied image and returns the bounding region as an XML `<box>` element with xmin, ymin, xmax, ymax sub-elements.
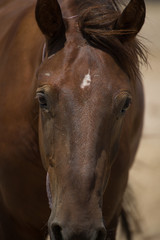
<box><xmin>44</xmin><ymin>72</ymin><xmax>51</xmax><ymax>77</ymax></box>
<box><xmin>46</xmin><ymin>235</ymin><xmax>50</xmax><ymax>240</ymax></box>
<box><xmin>80</xmin><ymin>70</ymin><xmax>91</xmax><ymax>89</ymax></box>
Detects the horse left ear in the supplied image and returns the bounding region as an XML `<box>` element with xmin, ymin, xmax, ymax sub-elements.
<box><xmin>115</xmin><ymin>0</ymin><xmax>146</xmax><ymax>41</ymax></box>
<box><xmin>35</xmin><ymin>0</ymin><xmax>65</xmax><ymax>42</ymax></box>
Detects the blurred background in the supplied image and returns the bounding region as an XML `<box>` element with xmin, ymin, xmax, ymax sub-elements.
<box><xmin>129</xmin><ymin>0</ymin><xmax>160</xmax><ymax>239</ymax></box>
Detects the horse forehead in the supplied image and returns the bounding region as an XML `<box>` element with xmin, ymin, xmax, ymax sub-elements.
<box><xmin>39</xmin><ymin>43</ymin><xmax>128</xmax><ymax>93</ymax></box>
<box><xmin>40</xmin><ymin>48</ymin><xmax>99</xmax><ymax>84</ymax></box>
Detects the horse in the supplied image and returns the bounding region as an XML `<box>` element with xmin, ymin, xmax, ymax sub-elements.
<box><xmin>0</xmin><ymin>0</ymin><xmax>147</xmax><ymax>239</ymax></box>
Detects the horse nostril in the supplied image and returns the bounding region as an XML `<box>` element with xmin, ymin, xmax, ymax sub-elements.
<box><xmin>50</xmin><ymin>223</ymin><xmax>106</xmax><ymax>240</ymax></box>
<box><xmin>51</xmin><ymin>224</ymin><xmax>63</xmax><ymax>240</ymax></box>
<box><xmin>96</xmin><ymin>227</ymin><xmax>106</xmax><ymax>240</ymax></box>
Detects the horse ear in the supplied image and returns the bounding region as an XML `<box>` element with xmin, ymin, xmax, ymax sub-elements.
<box><xmin>114</xmin><ymin>0</ymin><xmax>146</xmax><ymax>41</ymax></box>
<box><xmin>35</xmin><ymin>0</ymin><xmax>65</xmax><ymax>41</ymax></box>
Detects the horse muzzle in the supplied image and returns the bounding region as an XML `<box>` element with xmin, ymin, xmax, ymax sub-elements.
<box><xmin>48</xmin><ymin>221</ymin><xmax>106</xmax><ymax>240</ymax></box>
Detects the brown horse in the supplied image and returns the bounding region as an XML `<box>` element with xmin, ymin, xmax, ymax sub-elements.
<box><xmin>0</xmin><ymin>0</ymin><xmax>147</xmax><ymax>239</ymax></box>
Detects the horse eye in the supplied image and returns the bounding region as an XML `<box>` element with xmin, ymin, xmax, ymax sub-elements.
<box><xmin>36</xmin><ymin>92</ymin><xmax>48</xmax><ymax>109</ymax></box>
<box><xmin>121</xmin><ymin>97</ymin><xmax>132</xmax><ymax>114</ymax></box>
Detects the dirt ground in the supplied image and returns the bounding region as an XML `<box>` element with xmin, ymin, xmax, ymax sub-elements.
<box><xmin>127</xmin><ymin>1</ymin><xmax>160</xmax><ymax>240</ymax></box>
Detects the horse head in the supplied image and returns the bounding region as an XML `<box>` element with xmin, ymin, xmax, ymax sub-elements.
<box><xmin>35</xmin><ymin>0</ymin><xmax>146</xmax><ymax>239</ymax></box>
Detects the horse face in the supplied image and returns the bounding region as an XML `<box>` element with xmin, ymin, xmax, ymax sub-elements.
<box><xmin>35</xmin><ymin>0</ymin><xmax>145</xmax><ymax>239</ymax></box>
<box><xmin>36</xmin><ymin>42</ymin><xmax>131</xmax><ymax>238</ymax></box>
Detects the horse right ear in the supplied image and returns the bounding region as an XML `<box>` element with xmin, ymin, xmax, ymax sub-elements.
<box><xmin>114</xmin><ymin>0</ymin><xmax>146</xmax><ymax>41</ymax></box>
<box><xmin>35</xmin><ymin>0</ymin><xmax>65</xmax><ymax>44</ymax></box>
